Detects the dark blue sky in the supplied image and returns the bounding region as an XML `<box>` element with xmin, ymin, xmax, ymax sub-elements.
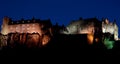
<box><xmin>0</xmin><ymin>0</ymin><xmax>120</xmax><ymax>36</ymax></box>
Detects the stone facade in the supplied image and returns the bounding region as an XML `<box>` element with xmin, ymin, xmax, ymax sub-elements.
<box><xmin>0</xmin><ymin>17</ymin><xmax>53</xmax><ymax>48</ymax></box>
<box><xmin>102</xmin><ymin>19</ymin><xmax>118</xmax><ymax>40</ymax></box>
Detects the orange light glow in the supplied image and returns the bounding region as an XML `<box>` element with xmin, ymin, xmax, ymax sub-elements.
<box><xmin>87</xmin><ymin>34</ymin><xmax>94</xmax><ymax>45</ymax></box>
<box><xmin>42</xmin><ymin>35</ymin><xmax>50</xmax><ymax>46</ymax></box>
<box><xmin>95</xmin><ymin>38</ymin><xmax>99</xmax><ymax>43</ymax></box>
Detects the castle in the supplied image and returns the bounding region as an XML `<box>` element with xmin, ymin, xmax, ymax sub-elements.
<box><xmin>61</xmin><ymin>18</ymin><xmax>119</xmax><ymax>49</ymax></box>
<box><xmin>0</xmin><ymin>17</ymin><xmax>119</xmax><ymax>49</ymax></box>
<box><xmin>1</xmin><ymin>17</ymin><xmax>52</xmax><ymax>35</ymax></box>
<box><xmin>0</xmin><ymin>17</ymin><xmax>53</xmax><ymax>48</ymax></box>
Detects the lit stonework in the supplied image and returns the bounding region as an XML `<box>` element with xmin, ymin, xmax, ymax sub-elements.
<box><xmin>0</xmin><ymin>17</ymin><xmax>52</xmax><ymax>47</ymax></box>
<box><xmin>61</xmin><ymin>18</ymin><xmax>100</xmax><ymax>44</ymax></box>
<box><xmin>1</xmin><ymin>17</ymin><xmax>9</xmax><ymax>35</ymax></box>
<box><xmin>7</xmin><ymin>23</ymin><xmax>43</xmax><ymax>35</ymax></box>
<box><xmin>61</xmin><ymin>19</ymin><xmax>95</xmax><ymax>34</ymax></box>
<box><xmin>61</xmin><ymin>18</ymin><xmax>119</xmax><ymax>45</ymax></box>
<box><xmin>102</xmin><ymin>19</ymin><xmax>119</xmax><ymax>40</ymax></box>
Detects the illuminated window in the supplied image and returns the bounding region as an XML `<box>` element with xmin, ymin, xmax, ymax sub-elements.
<box><xmin>27</xmin><ymin>27</ymin><xmax>30</xmax><ymax>30</ymax></box>
<box><xmin>16</xmin><ymin>27</ymin><xmax>18</xmax><ymax>30</ymax></box>
<box><xmin>27</xmin><ymin>24</ymin><xmax>29</xmax><ymax>26</ymax></box>
<box><xmin>22</xmin><ymin>25</ymin><xmax>26</xmax><ymax>31</ymax></box>
<box><xmin>32</xmin><ymin>24</ymin><xmax>35</xmax><ymax>26</ymax></box>
<box><xmin>22</xmin><ymin>25</ymin><xmax>25</xmax><ymax>27</ymax></box>
<box><xmin>16</xmin><ymin>28</ymin><xmax>20</xmax><ymax>32</ymax></box>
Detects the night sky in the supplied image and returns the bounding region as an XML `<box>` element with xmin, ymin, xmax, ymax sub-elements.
<box><xmin>0</xmin><ymin>0</ymin><xmax>120</xmax><ymax>37</ymax></box>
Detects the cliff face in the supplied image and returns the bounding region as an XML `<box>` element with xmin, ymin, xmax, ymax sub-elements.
<box><xmin>0</xmin><ymin>33</ymin><xmax>51</xmax><ymax>48</ymax></box>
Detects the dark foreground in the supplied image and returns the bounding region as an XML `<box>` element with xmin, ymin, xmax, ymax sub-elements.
<box><xmin>0</xmin><ymin>34</ymin><xmax>120</xmax><ymax>59</ymax></box>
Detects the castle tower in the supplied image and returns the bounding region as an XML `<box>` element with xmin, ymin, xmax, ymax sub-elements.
<box><xmin>1</xmin><ymin>16</ymin><xmax>10</xmax><ymax>35</ymax></box>
<box><xmin>113</xmin><ymin>22</ymin><xmax>118</xmax><ymax>41</ymax></box>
